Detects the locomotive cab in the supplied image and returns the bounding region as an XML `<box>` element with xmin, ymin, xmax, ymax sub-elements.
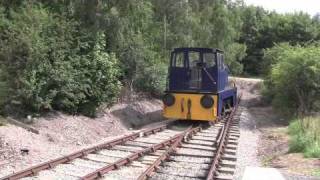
<box><xmin>163</xmin><ymin>48</ymin><xmax>237</xmax><ymax>122</ymax></box>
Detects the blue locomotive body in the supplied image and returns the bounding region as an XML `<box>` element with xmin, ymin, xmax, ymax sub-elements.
<box><xmin>163</xmin><ymin>48</ymin><xmax>237</xmax><ymax>121</ymax></box>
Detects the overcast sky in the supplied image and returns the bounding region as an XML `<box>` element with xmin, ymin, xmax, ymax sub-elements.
<box><xmin>244</xmin><ymin>0</ymin><xmax>320</xmax><ymax>16</ymax></box>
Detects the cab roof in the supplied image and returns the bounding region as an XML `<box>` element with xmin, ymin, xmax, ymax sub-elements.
<box><xmin>173</xmin><ymin>47</ymin><xmax>224</xmax><ymax>53</ymax></box>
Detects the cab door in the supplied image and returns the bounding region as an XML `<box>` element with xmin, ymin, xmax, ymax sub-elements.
<box><xmin>201</xmin><ymin>52</ymin><xmax>217</xmax><ymax>92</ymax></box>
<box><xmin>169</xmin><ymin>51</ymin><xmax>189</xmax><ymax>91</ymax></box>
<box><xmin>188</xmin><ymin>51</ymin><xmax>202</xmax><ymax>90</ymax></box>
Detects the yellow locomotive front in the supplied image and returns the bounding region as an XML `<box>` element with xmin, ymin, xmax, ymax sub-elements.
<box><xmin>163</xmin><ymin>93</ymin><xmax>218</xmax><ymax>121</ymax></box>
<box><xmin>162</xmin><ymin>48</ymin><xmax>237</xmax><ymax>122</ymax></box>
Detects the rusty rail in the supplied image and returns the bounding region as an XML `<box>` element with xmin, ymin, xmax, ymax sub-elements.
<box><xmin>136</xmin><ymin>126</ymin><xmax>202</xmax><ymax>180</ymax></box>
<box><xmin>81</xmin><ymin>126</ymin><xmax>195</xmax><ymax>180</ymax></box>
<box><xmin>1</xmin><ymin>123</ymin><xmax>171</xmax><ymax>180</ymax></box>
<box><xmin>206</xmin><ymin>96</ymin><xmax>241</xmax><ymax>180</ymax></box>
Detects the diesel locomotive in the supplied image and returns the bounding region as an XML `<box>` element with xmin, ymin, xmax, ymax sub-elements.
<box><xmin>162</xmin><ymin>48</ymin><xmax>237</xmax><ymax>122</ymax></box>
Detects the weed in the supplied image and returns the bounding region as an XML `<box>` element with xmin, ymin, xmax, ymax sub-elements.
<box><xmin>288</xmin><ymin>117</ymin><xmax>320</xmax><ymax>158</ymax></box>
<box><xmin>262</xmin><ymin>155</ymin><xmax>275</xmax><ymax>166</ymax></box>
<box><xmin>304</xmin><ymin>142</ymin><xmax>320</xmax><ymax>158</ymax></box>
<box><xmin>312</xmin><ymin>169</ymin><xmax>320</xmax><ymax>177</ymax></box>
<box><xmin>288</xmin><ymin>120</ymin><xmax>300</xmax><ymax>135</ymax></box>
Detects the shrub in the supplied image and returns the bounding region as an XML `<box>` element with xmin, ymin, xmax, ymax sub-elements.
<box><xmin>225</xmin><ymin>43</ymin><xmax>247</xmax><ymax>75</ymax></box>
<box><xmin>135</xmin><ymin>62</ymin><xmax>167</xmax><ymax>96</ymax></box>
<box><xmin>0</xmin><ymin>5</ymin><xmax>121</xmax><ymax>117</ymax></box>
<box><xmin>263</xmin><ymin>43</ymin><xmax>320</xmax><ymax>116</ymax></box>
<box><xmin>288</xmin><ymin>121</ymin><xmax>309</xmax><ymax>152</ymax></box>
<box><xmin>288</xmin><ymin>117</ymin><xmax>320</xmax><ymax>158</ymax></box>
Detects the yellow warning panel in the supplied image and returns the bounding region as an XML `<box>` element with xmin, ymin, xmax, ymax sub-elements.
<box><xmin>163</xmin><ymin>93</ymin><xmax>218</xmax><ymax>121</ymax></box>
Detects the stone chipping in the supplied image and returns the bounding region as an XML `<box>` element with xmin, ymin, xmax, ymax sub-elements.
<box><xmin>150</xmin><ymin>173</ymin><xmax>201</xmax><ymax>180</ymax></box>
<box><xmin>0</xmin><ymin>98</ymin><xmax>164</xmax><ymax>178</ymax></box>
<box><xmin>15</xmin><ymin>127</ymin><xmax>184</xmax><ymax>179</ymax></box>
<box><xmin>234</xmin><ymin>107</ymin><xmax>261</xmax><ymax>180</ymax></box>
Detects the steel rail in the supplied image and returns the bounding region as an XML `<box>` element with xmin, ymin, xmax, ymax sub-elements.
<box><xmin>136</xmin><ymin>126</ymin><xmax>202</xmax><ymax>180</ymax></box>
<box><xmin>80</xmin><ymin>126</ymin><xmax>195</xmax><ymax>180</ymax></box>
<box><xmin>206</xmin><ymin>96</ymin><xmax>241</xmax><ymax>180</ymax></box>
<box><xmin>1</xmin><ymin>123</ymin><xmax>171</xmax><ymax>180</ymax></box>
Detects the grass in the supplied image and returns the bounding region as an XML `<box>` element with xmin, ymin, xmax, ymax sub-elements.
<box><xmin>262</xmin><ymin>155</ymin><xmax>276</xmax><ymax>166</ymax></box>
<box><xmin>312</xmin><ymin>169</ymin><xmax>320</xmax><ymax>177</ymax></box>
<box><xmin>288</xmin><ymin>116</ymin><xmax>320</xmax><ymax>158</ymax></box>
<box><xmin>311</xmin><ymin>169</ymin><xmax>320</xmax><ymax>177</ymax></box>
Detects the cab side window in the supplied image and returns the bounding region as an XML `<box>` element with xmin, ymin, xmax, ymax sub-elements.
<box><xmin>203</xmin><ymin>53</ymin><xmax>216</xmax><ymax>67</ymax></box>
<box><xmin>217</xmin><ymin>53</ymin><xmax>225</xmax><ymax>70</ymax></box>
<box><xmin>174</xmin><ymin>52</ymin><xmax>184</xmax><ymax>67</ymax></box>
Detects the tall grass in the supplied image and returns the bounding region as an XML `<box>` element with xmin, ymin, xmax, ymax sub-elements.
<box><xmin>288</xmin><ymin>116</ymin><xmax>320</xmax><ymax>158</ymax></box>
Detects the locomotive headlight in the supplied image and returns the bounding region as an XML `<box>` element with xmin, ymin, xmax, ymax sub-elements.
<box><xmin>200</xmin><ymin>95</ymin><xmax>214</xmax><ymax>109</ymax></box>
<box><xmin>162</xmin><ymin>93</ymin><xmax>175</xmax><ymax>106</ymax></box>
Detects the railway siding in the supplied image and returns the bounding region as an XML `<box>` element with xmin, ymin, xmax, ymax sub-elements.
<box><xmin>2</xmin><ymin>98</ymin><xmax>242</xmax><ymax>180</ymax></box>
<box><xmin>1</xmin><ymin>123</ymin><xmax>175</xmax><ymax>180</ymax></box>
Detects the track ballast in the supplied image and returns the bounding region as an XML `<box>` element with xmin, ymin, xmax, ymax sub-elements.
<box><xmin>2</xmin><ymin>101</ymin><xmax>241</xmax><ymax>180</ymax></box>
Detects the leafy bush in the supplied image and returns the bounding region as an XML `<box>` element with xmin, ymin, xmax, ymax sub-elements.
<box><xmin>263</xmin><ymin>43</ymin><xmax>320</xmax><ymax>116</ymax></box>
<box><xmin>225</xmin><ymin>43</ymin><xmax>247</xmax><ymax>75</ymax></box>
<box><xmin>4</xmin><ymin>0</ymin><xmax>320</xmax><ymax>118</ymax></box>
<box><xmin>262</xmin><ymin>43</ymin><xmax>292</xmax><ymax>75</ymax></box>
<box><xmin>0</xmin><ymin>5</ymin><xmax>121</xmax><ymax>117</ymax></box>
<box><xmin>102</xmin><ymin>2</ymin><xmax>168</xmax><ymax>96</ymax></box>
<box><xmin>135</xmin><ymin>60</ymin><xmax>167</xmax><ymax>96</ymax></box>
<box><xmin>288</xmin><ymin>117</ymin><xmax>320</xmax><ymax>158</ymax></box>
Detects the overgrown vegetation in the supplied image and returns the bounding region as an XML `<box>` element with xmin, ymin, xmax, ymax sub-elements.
<box><xmin>263</xmin><ymin>43</ymin><xmax>320</xmax><ymax>116</ymax></box>
<box><xmin>239</xmin><ymin>8</ymin><xmax>320</xmax><ymax>75</ymax></box>
<box><xmin>312</xmin><ymin>169</ymin><xmax>320</xmax><ymax>177</ymax></box>
<box><xmin>288</xmin><ymin>117</ymin><xmax>320</xmax><ymax>158</ymax></box>
<box><xmin>263</xmin><ymin>43</ymin><xmax>320</xmax><ymax>157</ymax></box>
<box><xmin>0</xmin><ymin>4</ymin><xmax>121</xmax><ymax>117</ymax></box>
<box><xmin>0</xmin><ymin>1</ymin><xmax>320</xmax><ymax>117</ymax></box>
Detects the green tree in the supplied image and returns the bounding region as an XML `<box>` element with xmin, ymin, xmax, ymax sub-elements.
<box><xmin>240</xmin><ymin>6</ymin><xmax>320</xmax><ymax>76</ymax></box>
<box><xmin>263</xmin><ymin>43</ymin><xmax>320</xmax><ymax>116</ymax></box>
<box><xmin>0</xmin><ymin>4</ymin><xmax>121</xmax><ymax>117</ymax></box>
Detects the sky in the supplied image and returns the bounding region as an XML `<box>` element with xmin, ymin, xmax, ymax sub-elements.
<box><xmin>244</xmin><ymin>0</ymin><xmax>320</xmax><ymax>16</ymax></box>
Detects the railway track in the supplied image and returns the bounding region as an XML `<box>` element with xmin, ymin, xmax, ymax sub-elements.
<box><xmin>2</xmin><ymin>101</ymin><xmax>241</xmax><ymax>180</ymax></box>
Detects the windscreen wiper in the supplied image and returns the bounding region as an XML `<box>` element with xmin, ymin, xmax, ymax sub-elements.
<box><xmin>202</xmin><ymin>67</ymin><xmax>217</xmax><ymax>85</ymax></box>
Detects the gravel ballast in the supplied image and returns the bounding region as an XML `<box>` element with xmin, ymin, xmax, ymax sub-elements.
<box><xmin>234</xmin><ymin>107</ymin><xmax>261</xmax><ymax>179</ymax></box>
<box><xmin>231</xmin><ymin>77</ymin><xmax>263</xmax><ymax>179</ymax></box>
<box><xmin>0</xmin><ymin>99</ymin><xmax>164</xmax><ymax>178</ymax></box>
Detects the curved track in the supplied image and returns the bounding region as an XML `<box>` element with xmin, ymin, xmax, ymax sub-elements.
<box><xmin>1</xmin><ymin>99</ymin><xmax>241</xmax><ymax>180</ymax></box>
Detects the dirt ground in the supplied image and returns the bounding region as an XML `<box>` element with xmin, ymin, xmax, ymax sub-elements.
<box><xmin>0</xmin><ymin>98</ymin><xmax>163</xmax><ymax>177</ymax></box>
<box><xmin>257</xmin><ymin>110</ymin><xmax>320</xmax><ymax>179</ymax></box>
<box><xmin>232</xmin><ymin>77</ymin><xmax>320</xmax><ymax>179</ymax></box>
